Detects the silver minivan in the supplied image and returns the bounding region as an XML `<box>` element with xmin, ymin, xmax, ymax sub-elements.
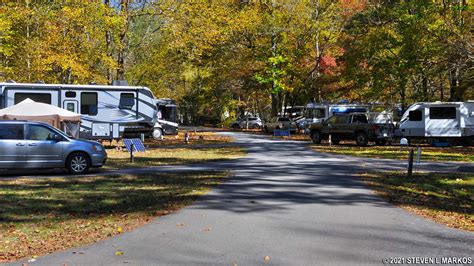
<box><xmin>0</xmin><ymin>121</ymin><xmax>107</xmax><ymax>174</ymax></box>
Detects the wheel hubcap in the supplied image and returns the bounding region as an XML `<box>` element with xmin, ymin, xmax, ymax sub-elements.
<box><xmin>71</xmin><ymin>156</ymin><xmax>87</xmax><ymax>172</ymax></box>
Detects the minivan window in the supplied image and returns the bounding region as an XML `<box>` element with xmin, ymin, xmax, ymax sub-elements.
<box><xmin>429</xmin><ymin>107</ymin><xmax>456</xmax><ymax>119</ymax></box>
<box><xmin>14</xmin><ymin>93</ymin><xmax>52</xmax><ymax>104</ymax></box>
<box><xmin>119</xmin><ymin>93</ymin><xmax>135</xmax><ymax>109</ymax></box>
<box><xmin>81</xmin><ymin>92</ymin><xmax>98</xmax><ymax>115</ymax></box>
<box><xmin>29</xmin><ymin>125</ymin><xmax>56</xmax><ymax>141</ymax></box>
<box><xmin>0</xmin><ymin>124</ymin><xmax>24</xmax><ymax>140</ymax></box>
<box><xmin>409</xmin><ymin>110</ymin><xmax>422</xmax><ymax>121</ymax></box>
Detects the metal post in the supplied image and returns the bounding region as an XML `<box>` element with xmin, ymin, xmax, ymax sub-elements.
<box><xmin>407</xmin><ymin>149</ymin><xmax>414</xmax><ymax>177</ymax></box>
<box><xmin>329</xmin><ymin>134</ymin><xmax>332</xmax><ymax>147</ymax></box>
<box><xmin>130</xmin><ymin>143</ymin><xmax>134</xmax><ymax>163</ymax></box>
<box><xmin>415</xmin><ymin>146</ymin><xmax>422</xmax><ymax>172</ymax></box>
<box><xmin>185</xmin><ymin>131</ymin><xmax>189</xmax><ymax>144</ymax></box>
<box><xmin>140</xmin><ymin>133</ymin><xmax>145</xmax><ymax>142</ymax></box>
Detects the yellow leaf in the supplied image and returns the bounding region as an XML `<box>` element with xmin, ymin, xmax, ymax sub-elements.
<box><xmin>115</xmin><ymin>251</ymin><xmax>124</xmax><ymax>256</ymax></box>
<box><xmin>117</xmin><ymin>227</ymin><xmax>123</xmax><ymax>233</ymax></box>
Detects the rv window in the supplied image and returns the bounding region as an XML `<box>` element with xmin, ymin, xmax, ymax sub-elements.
<box><xmin>119</xmin><ymin>93</ymin><xmax>135</xmax><ymax>109</ymax></box>
<box><xmin>408</xmin><ymin>110</ymin><xmax>422</xmax><ymax>121</ymax></box>
<box><xmin>81</xmin><ymin>92</ymin><xmax>98</xmax><ymax>116</ymax></box>
<box><xmin>429</xmin><ymin>107</ymin><xmax>456</xmax><ymax>119</ymax></box>
<box><xmin>306</xmin><ymin>108</ymin><xmax>326</xmax><ymax>119</ymax></box>
<box><xmin>0</xmin><ymin>124</ymin><xmax>24</xmax><ymax>140</ymax></box>
<box><xmin>65</xmin><ymin>91</ymin><xmax>76</xmax><ymax>98</ymax></box>
<box><xmin>14</xmin><ymin>93</ymin><xmax>51</xmax><ymax>104</ymax></box>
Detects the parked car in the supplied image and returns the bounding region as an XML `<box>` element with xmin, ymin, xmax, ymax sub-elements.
<box><xmin>264</xmin><ymin>117</ymin><xmax>298</xmax><ymax>133</ymax></box>
<box><xmin>231</xmin><ymin>117</ymin><xmax>263</xmax><ymax>129</ymax></box>
<box><xmin>309</xmin><ymin>113</ymin><xmax>390</xmax><ymax>146</ymax></box>
<box><xmin>0</xmin><ymin>120</ymin><xmax>107</xmax><ymax>174</ymax></box>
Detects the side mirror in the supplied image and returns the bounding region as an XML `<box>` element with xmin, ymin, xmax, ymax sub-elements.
<box><xmin>53</xmin><ymin>134</ymin><xmax>63</xmax><ymax>142</ymax></box>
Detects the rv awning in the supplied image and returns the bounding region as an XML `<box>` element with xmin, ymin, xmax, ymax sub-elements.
<box><xmin>0</xmin><ymin>98</ymin><xmax>81</xmax><ymax>128</ymax></box>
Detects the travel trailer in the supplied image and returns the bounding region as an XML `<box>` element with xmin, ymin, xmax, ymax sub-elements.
<box><xmin>0</xmin><ymin>82</ymin><xmax>158</xmax><ymax>140</ymax></box>
<box><xmin>153</xmin><ymin>98</ymin><xmax>179</xmax><ymax>138</ymax></box>
<box><xmin>399</xmin><ymin>101</ymin><xmax>474</xmax><ymax>144</ymax></box>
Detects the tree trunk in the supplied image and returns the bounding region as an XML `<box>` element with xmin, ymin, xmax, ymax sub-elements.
<box><xmin>117</xmin><ymin>0</ymin><xmax>130</xmax><ymax>81</ymax></box>
<box><xmin>104</xmin><ymin>0</ymin><xmax>112</xmax><ymax>84</ymax></box>
<box><xmin>422</xmin><ymin>76</ymin><xmax>428</xmax><ymax>102</ymax></box>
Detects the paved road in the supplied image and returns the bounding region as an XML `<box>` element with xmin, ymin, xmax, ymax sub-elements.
<box><xmin>14</xmin><ymin>132</ymin><xmax>474</xmax><ymax>265</ymax></box>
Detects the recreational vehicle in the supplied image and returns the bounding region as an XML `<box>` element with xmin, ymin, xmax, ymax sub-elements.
<box><xmin>0</xmin><ymin>82</ymin><xmax>158</xmax><ymax>140</ymax></box>
<box><xmin>154</xmin><ymin>98</ymin><xmax>179</xmax><ymax>138</ymax></box>
<box><xmin>399</xmin><ymin>101</ymin><xmax>474</xmax><ymax>145</ymax></box>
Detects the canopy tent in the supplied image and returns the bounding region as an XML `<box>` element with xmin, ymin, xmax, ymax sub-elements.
<box><xmin>0</xmin><ymin>98</ymin><xmax>81</xmax><ymax>138</ymax></box>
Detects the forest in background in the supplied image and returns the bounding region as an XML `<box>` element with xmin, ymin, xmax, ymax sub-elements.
<box><xmin>0</xmin><ymin>0</ymin><xmax>472</xmax><ymax>124</ymax></box>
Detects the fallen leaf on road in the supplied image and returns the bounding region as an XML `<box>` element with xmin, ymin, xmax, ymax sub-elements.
<box><xmin>115</xmin><ymin>251</ymin><xmax>124</xmax><ymax>256</ymax></box>
<box><xmin>264</xmin><ymin>256</ymin><xmax>270</xmax><ymax>261</ymax></box>
<box><xmin>177</xmin><ymin>223</ymin><xmax>185</xmax><ymax>227</ymax></box>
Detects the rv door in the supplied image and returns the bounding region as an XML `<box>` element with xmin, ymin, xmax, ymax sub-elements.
<box><xmin>63</xmin><ymin>100</ymin><xmax>78</xmax><ymax>113</ymax></box>
<box><xmin>426</xmin><ymin>106</ymin><xmax>461</xmax><ymax>137</ymax></box>
<box><xmin>399</xmin><ymin>105</ymin><xmax>425</xmax><ymax>137</ymax></box>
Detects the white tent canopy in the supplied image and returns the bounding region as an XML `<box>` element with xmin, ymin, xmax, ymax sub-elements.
<box><xmin>0</xmin><ymin>99</ymin><xmax>81</xmax><ymax>136</ymax></box>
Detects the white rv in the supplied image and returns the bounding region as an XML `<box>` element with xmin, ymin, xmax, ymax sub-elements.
<box><xmin>399</xmin><ymin>101</ymin><xmax>474</xmax><ymax>144</ymax></box>
<box><xmin>0</xmin><ymin>82</ymin><xmax>159</xmax><ymax>140</ymax></box>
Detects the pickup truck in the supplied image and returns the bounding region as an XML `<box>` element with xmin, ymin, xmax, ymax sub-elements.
<box><xmin>309</xmin><ymin>113</ymin><xmax>391</xmax><ymax>146</ymax></box>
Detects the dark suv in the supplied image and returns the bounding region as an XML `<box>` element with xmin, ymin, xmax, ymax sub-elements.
<box><xmin>309</xmin><ymin>113</ymin><xmax>387</xmax><ymax>146</ymax></box>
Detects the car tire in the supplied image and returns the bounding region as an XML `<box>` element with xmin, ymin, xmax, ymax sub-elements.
<box><xmin>375</xmin><ymin>139</ymin><xmax>386</xmax><ymax>146</ymax></box>
<box><xmin>66</xmin><ymin>152</ymin><xmax>90</xmax><ymax>175</ymax></box>
<box><xmin>252</xmin><ymin>124</ymin><xmax>260</xmax><ymax>129</ymax></box>
<box><xmin>152</xmin><ymin>128</ymin><xmax>163</xmax><ymax>139</ymax></box>
<box><xmin>355</xmin><ymin>132</ymin><xmax>368</xmax><ymax>146</ymax></box>
<box><xmin>311</xmin><ymin>130</ymin><xmax>322</xmax><ymax>144</ymax></box>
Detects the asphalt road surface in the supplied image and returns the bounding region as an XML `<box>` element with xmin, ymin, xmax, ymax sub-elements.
<box><xmin>13</xmin><ymin>132</ymin><xmax>474</xmax><ymax>265</ymax></box>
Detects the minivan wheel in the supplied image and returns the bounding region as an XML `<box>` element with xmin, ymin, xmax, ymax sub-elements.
<box><xmin>355</xmin><ymin>132</ymin><xmax>368</xmax><ymax>146</ymax></box>
<box><xmin>311</xmin><ymin>130</ymin><xmax>322</xmax><ymax>144</ymax></box>
<box><xmin>67</xmin><ymin>152</ymin><xmax>90</xmax><ymax>174</ymax></box>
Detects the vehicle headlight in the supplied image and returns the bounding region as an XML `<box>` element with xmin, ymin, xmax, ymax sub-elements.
<box><xmin>92</xmin><ymin>145</ymin><xmax>104</xmax><ymax>152</ymax></box>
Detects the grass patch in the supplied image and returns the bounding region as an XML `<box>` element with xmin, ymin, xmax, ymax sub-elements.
<box><xmin>105</xmin><ymin>146</ymin><xmax>245</xmax><ymax>169</ymax></box>
<box><xmin>313</xmin><ymin>144</ymin><xmax>474</xmax><ymax>162</ymax></box>
<box><xmin>363</xmin><ymin>171</ymin><xmax>473</xmax><ymax>231</ymax></box>
<box><xmin>0</xmin><ymin>171</ymin><xmax>229</xmax><ymax>262</ymax></box>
